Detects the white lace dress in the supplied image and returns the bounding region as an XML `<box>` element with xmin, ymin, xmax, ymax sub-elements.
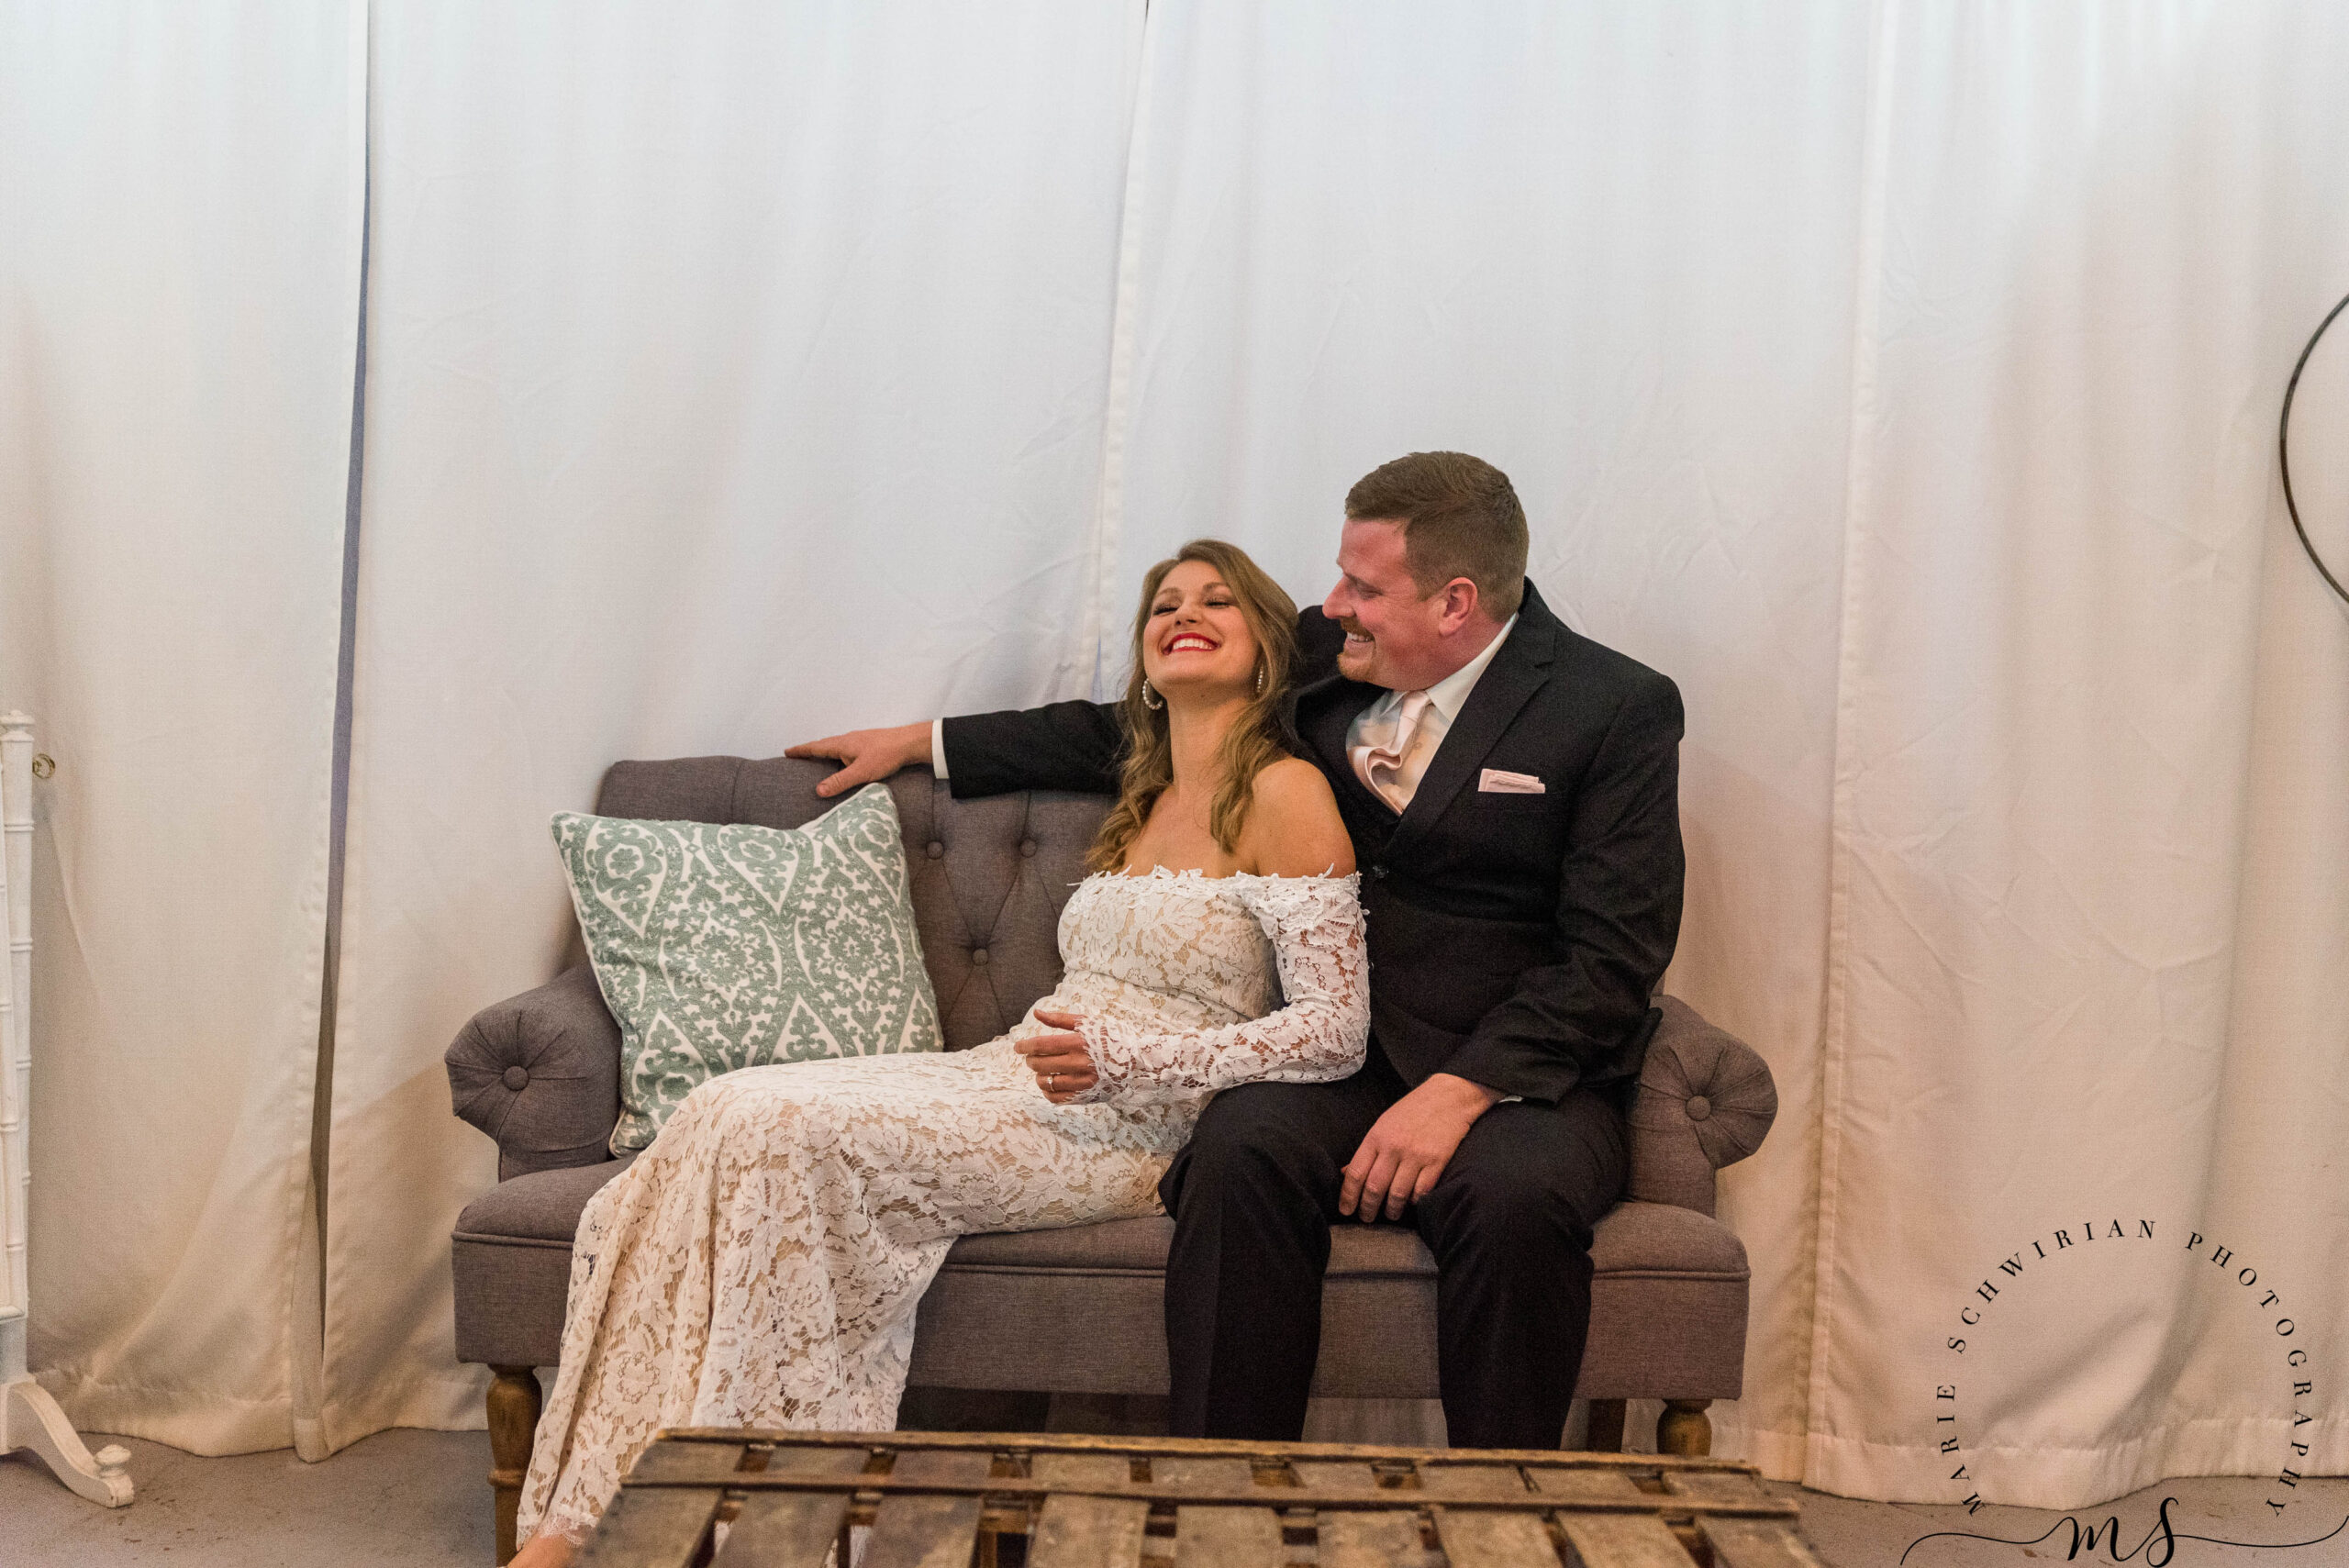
<box><xmin>518</xmin><ymin>869</ymin><xmax>1367</xmax><ymax>1546</ymax></box>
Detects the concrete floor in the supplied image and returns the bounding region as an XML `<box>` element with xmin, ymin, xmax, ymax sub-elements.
<box><xmin>1</xmin><ymin>1429</ymin><xmax>2341</xmax><ymax>1566</ymax></box>
<box><xmin>0</xmin><ymin>1429</ymin><xmax>494</xmax><ymax>1566</ymax></box>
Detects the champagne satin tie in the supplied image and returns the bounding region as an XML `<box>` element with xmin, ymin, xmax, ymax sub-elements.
<box><xmin>1353</xmin><ymin>689</ymin><xmax>1433</xmax><ymax>811</ymax></box>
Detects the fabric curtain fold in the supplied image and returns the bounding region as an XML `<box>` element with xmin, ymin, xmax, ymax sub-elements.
<box><xmin>1092</xmin><ymin>0</ymin><xmax>1879</xmax><ymax>1473</ymax></box>
<box><xmin>0</xmin><ymin>0</ymin><xmax>365</xmax><ymax>1454</ymax></box>
<box><xmin>1807</xmin><ymin>0</ymin><xmax>2349</xmax><ymax>1504</ymax></box>
<box><xmin>322</xmin><ymin>0</ymin><xmax>1149</xmax><ymax>1450</ymax></box>
<box><xmin>1085</xmin><ymin>0</ymin><xmax>2348</xmax><ymax>1502</ymax></box>
<box><xmin>2</xmin><ymin>0</ymin><xmax>2341</xmax><ymax>1501</ymax></box>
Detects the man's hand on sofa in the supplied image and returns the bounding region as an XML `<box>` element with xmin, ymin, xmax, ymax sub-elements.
<box><xmin>785</xmin><ymin>721</ymin><xmax>933</xmax><ymax>797</ymax></box>
<box><xmin>1339</xmin><ymin>1073</ymin><xmax>1502</xmax><ymax>1222</ymax></box>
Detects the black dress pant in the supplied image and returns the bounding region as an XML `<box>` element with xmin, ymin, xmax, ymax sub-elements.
<box><xmin>1157</xmin><ymin>1047</ymin><xmax>1628</xmax><ymax>1449</ymax></box>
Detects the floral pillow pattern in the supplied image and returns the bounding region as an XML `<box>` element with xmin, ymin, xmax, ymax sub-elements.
<box><xmin>552</xmin><ymin>783</ymin><xmax>942</xmax><ymax>1151</ymax></box>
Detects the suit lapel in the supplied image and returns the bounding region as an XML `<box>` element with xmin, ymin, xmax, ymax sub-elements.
<box><xmin>1299</xmin><ymin>673</ymin><xmax>1386</xmax><ymax>806</ymax></box>
<box><xmin>1285</xmin><ymin>607</ymin><xmax>1364</xmax><ymax>761</ymax></box>
<box><xmin>1386</xmin><ymin>584</ymin><xmax>1563</xmax><ymax>860</ymax></box>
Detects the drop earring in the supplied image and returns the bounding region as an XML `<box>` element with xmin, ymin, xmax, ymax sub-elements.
<box><xmin>1141</xmin><ymin>678</ymin><xmax>1164</xmax><ymax>710</ymax></box>
<box><xmin>1255</xmin><ymin>661</ymin><xmax>1267</xmax><ymax>697</ymax></box>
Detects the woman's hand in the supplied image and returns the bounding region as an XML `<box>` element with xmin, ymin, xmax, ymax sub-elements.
<box><xmin>1015</xmin><ymin>1010</ymin><xmax>1099</xmax><ymax>1103</ymax></box>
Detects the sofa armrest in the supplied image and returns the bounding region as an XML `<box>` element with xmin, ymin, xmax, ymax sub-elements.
<box><xmin>1623</xmin><ymin>995</ymin><xmax>1778</xmax><ymax>1217</ymax></box>
<box><xmin>446</xmin><ymin>963</ymin><xmax>623</xmax><ymax>1181</ymax></box>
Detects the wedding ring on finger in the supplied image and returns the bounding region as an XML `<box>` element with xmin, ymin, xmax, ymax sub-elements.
<box><xmin>1048</xmin><ymin>1073</ymin><xmax>1060</xmax><ymax>1091</ymax></box>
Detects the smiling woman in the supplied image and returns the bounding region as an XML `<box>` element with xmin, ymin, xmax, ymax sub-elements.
<box><xmin>1087</xmin><ymin>539</ymin><xmax>1337</xmax><ymax>878</ymax></box>
<box><xmin>505</xmin><ymin>537</ymin><xmax>1365</xmax><ymax>1567</ymax></box>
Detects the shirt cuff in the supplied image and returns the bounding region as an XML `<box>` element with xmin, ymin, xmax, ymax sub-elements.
<box><xmin>930</xmin><ymin>717</ymin><xmax>950</xmax><ymax>780</ymax></box>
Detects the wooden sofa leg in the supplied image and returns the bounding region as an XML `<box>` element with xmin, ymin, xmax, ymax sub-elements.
<box><xmin>1657</xmin><ymin>1398</ymin><xmax>1712</xmax><ymax>1457</ymax></box>
<box><xmin>487</xmin><ymin>1365</ymin><xmax>543</xmax><ymax>1564</ymax></box>
<box><xmin>1584</xmin><ymin>1399</ymin><xmax>1627</xmax><ymax>1452</ymax></box>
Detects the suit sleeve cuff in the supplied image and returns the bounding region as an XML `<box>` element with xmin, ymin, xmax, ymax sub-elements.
<box><xmin>930</xmin><ymin>717</ymin><xmax>950</xmax><ymax>780</ymax></box>
<box><xmin>1443</xmin><ymin>1040</ymin><xmax>1584</xmax><ymax>1106</ymax></box>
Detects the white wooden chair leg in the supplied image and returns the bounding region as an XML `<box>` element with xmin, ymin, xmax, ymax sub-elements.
<box><xmin>0</xmin><ymin>718</ymin><xmax>128</xmax><ymax>1507</ymax></box>
<box><xmin>3</xmin><ymin>1375</ymin><xmax>133</xmax><ymax>1506</ymax></box>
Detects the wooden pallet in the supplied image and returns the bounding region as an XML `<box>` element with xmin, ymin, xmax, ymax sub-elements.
<box><xmin>580</xmin><ymin>1429</ymin><xmax>1821</xmax><ymax>1568</ymax></box>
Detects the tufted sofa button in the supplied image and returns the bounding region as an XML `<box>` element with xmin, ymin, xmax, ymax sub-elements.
<box><xmin>1019</xmin><ymin>840</ymin><xmax>1038</xmax><ymax>858</ymax></box>
<box><xmin>502</xmin><ymin>1065</ymin><xmax>530</xmax><ymax>1092</ymax></box>
<box><xmin>971</xmin><ymin>947</ymin><xmax>990</xmax><ymax>966</ymax></box>
<box><xmin>1685</xmin><ymin>1095</ymin><xmax>1712</xmax><ymax>1121</ymax></box>
<box><xmin>925</xmin><ymin>840</ymin><xmax>944</xmax><ymax>859</ymax></box>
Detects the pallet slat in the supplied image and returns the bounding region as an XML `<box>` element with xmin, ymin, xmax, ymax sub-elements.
<box><xmin>766</xmin><ymin>1445</ymin><xmax>873</xmax><ymax>1478</ymax></box>
<box><xmin>1154</xmin><ymin>1457</ymin><xmax>1282</xmax><ymax>1567</ymax></box>
<box><xmin>1419</xmin><ymin>1462</ymin><xmax>1533</xmax><ymax>1502</ymax></box>
<box><xmin>1526</xmin><ymin>1467</ymin><xmax>1648</xmax><ymax>1505</ymax></box>
<box><xmin>630</xmin><ymin>1471</ymin><xmax>1793</xmax><ymax>1516</ymax></box>
<box><xmin>1663</xmin><ymin>1471</ymin><xmax>1772</xmax><ymax>1505</ymax></box>
<box><xmin>863</xmin><ymin>1494</ymin><xmax>987</xmax><ymax>1568</ymax></box>
<box><xmin>1557</xmin><ymin>1510</ymin><xmax>1698</xmax><ymax>1568</ymax></box>
<box><xmin>667</xmin><ymin>1427</ymin><xmax>1755</xmax><ymax>1473</ymax></box>
<box><xmin>1152</xmin><ymin>1454</ymin><xmax>1255</xmax><ymax>1489</ymax></box>
<box><xmin>1030</xmin><ymin>1451</ymin><xmax>1132</xmax><ymax>1489</ymax></box>
<box><xmin>625</xmin><ymin>1442</ymin><xmax>748</xmax><ymax>1485</ymax></box>
<box><xmin>579</xmin><ymin>1485</ymin><xmax>723</xmax><ymax>1568</ymax></box>
<box><xmin>887</xmin><ymin>1448</ymin><xmax>996</xmax><ymax>1485</ymax></box>
<box><xmin>1291</xmin><ymin>1460</ymin><xmax>1384</xmax><ymax>1495</ymax></box>
<box><xmin>1433</xmin><ymin>1507</ymin><xmax>1564</xmax><ymax>1567</ymax></box>
<box><xmin>1026</xmin><ymin>1494</ymin><xmax>1149</xmax><ymax>1568</ymax></box>
<box><xmin>708</xmin><ymin>1491</ymin><xmax>851</xmax><ymax>1566</ymax></box>
<box><xmin>1174</xmin><ymin>1504</ymin><xmax>1285</xmax><ymax>1568</ymax></box>
<box><xmin>1318</xmin><ymin>1508</ymin><xmax>1427</xmax><ymax>1568</ymax></box>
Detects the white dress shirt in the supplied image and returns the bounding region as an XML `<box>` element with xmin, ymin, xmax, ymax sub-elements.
<box><xmin>932</xmin><ymin>614</ymin><xmax>1518</xmax><ymax>802</ymax></box>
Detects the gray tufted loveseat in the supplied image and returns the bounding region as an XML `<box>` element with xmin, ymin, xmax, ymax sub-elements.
<box><xmin>445</xmin><ymin>756</ymin><xmax>1777</xmax><ymax>1562</ymax></box>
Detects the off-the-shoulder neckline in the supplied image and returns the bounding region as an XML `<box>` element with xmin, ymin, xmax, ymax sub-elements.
<box><xmin>1082</xmin><ymin>866</ymin><xmax>1358</xmax><ymax>886</ymax></box>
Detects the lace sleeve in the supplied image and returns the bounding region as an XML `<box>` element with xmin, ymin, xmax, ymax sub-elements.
<box><xmin>1074</xmin><ymin>875</ymin><xmax>1369</xmax><ymax>1106</ymax></box>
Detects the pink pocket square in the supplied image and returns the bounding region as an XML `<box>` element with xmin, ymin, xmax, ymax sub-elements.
<box><xmin>1478</xmin><ymin>769</ymin><xmax>1545</xmax><ymax>795</ymax></box>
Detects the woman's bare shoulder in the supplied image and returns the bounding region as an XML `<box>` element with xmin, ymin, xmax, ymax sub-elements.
<box><xmin>1250</xmin><ymin>754</ymin><xmax>1333</xmax><ymax>798</ymax></box>
<box><xmin>1242</xmin><ymin>758</ymin><xmax>1355</xmax><ymax>878</ymax></box>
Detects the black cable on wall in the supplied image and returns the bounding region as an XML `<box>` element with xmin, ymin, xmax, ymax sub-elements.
<box><xmin>2278</xmin><ymin>290</ymin><xmax>2349</xmax><ymax>609</ymax></box>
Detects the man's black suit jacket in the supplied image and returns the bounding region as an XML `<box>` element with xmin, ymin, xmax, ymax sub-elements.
<box><xmin>939</xmin><ymin>580</ymin><xmax>1684</xmax><ymax>1104</ymax></box>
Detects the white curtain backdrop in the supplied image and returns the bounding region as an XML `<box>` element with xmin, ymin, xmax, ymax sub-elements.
<box><xmin>0</xmin><ymin>1</ymin><xmax>363</xmax><ymax>1452</ymax></box>
<box><xmin>3</xmin><ymin>0</ymin><xmax>2342</xmax><ymax>1506</ymax></box>
<box><xmin>322</xmin><ymin>0</ymin><xmax>1148</xmax><ymax>1448</ymax></box>
<box><xmin>1807</xmin><ymin>2</ymin><xmax>2349</xmax><ymax>1505</ymax></box>
<box><xmin>1094</xmin><ymin>0</ymin><xmax>1876</xmax><ymax>1460</ymax></box>
<box><xmin>1092</xmin><ymin>0</ymin><xmax>2349</xmax><ymax>1503</ymax></box>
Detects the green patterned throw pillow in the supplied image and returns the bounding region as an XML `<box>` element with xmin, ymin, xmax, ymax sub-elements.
<box><xmin>552</xmin><ymin>783</ymin><xmax>942</xmax><ymax>1151</ymax></box>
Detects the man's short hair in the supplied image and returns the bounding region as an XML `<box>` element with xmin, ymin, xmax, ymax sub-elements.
<box><xmin>1343</xmin><ymin>451</ymin><xmax>1528</xmax><ymax>620</ymax></box>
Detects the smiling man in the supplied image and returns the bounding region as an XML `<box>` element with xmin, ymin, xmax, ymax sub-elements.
<box><xmin>790</xmin><ymin>450</ymin><xmax>1685</xmax><ymax>1448</ymax></box>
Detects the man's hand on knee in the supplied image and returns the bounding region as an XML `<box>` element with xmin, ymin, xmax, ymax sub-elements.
<box><xmin>1338</xmin><ymin>1073</ymin><xmax>1502</xmax><ymax>1222</ymax></box>
<box><xmin>785</xmin><ymin>721</ymin><xmax>933</xmax><ymax>798</ymax></box>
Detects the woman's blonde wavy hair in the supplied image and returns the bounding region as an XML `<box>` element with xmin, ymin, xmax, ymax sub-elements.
<box><xmin>1085</xmin><ymin>539</ymin><xmax>1301</xmax><ymax>874</ymax></box>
